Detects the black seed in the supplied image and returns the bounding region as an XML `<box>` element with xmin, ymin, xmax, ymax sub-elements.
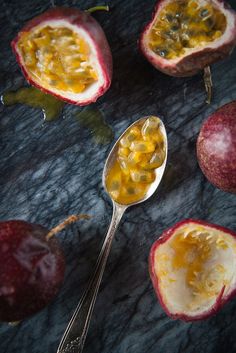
<box><xmin>159</xmin><ymin>49</ymin><xmax>168</xmax><ymax>57</ymax></box>
<box><xmin>154</xmin><ymin>46</ymin><xmax>169</xmax><ymax>57</ymax></box>
<box><xmin>163</xmin><ymin>30</ymin><xmax>172</xmax><ymax>38</ymax></box>
<box><xmin>206</xmin><ymin>18</ymin><xmax>215</xmax><ymax>29</ymax></box>
<box><xmin>182</xmin><ymin>40</ymin><xmax>189</xmax><ymax>47</ymax></box>
<box><xmin>171</xmin><ymin>25</ymin><xmax>179</xmax><ymax>31</ymax></box>
<box><xmin>200</xmin><ymin>9</ymin><xmax>209</xmax><ymax>18</ymax></box>
<box><xmin>127</xmin><ymin>187</ymin><xmax>135</xmax><ymax>195</ymax></box>
<box><xmin>166</xmin><ymin>14</ymin><xmax>174</xmax><ymax>22</ymax></box>
<box><xmin>111</xmin><ymin>181</ymin><xmax>120</xmax><ymax>190</ymax></box>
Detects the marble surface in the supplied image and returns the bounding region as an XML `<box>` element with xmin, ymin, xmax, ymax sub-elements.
<box><xmin>0</xmin><ymin>0</ymin><xmax>236</xmax><ymax>352</ymax></box>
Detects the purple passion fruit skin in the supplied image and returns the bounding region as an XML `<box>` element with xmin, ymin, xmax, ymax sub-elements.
<box><xmin>197</xmin><ymin>100</ymin><xmax>236</xmax><ymax>193</ymax></box>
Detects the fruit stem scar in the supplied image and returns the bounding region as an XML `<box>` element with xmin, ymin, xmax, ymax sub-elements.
<box><xmin>204</xmin><ymin>66</ymin><xmax>213</xmax><ymax>104</ymax></box>
<box><xmin>86</xmin><ymin>5</ymin><xmax>109</xmax><ymax>14</ymax></box>
<box><xmin>46</xmin><ymin>214</ymin><xmax>90</xmax><ymax>240</ymax></box>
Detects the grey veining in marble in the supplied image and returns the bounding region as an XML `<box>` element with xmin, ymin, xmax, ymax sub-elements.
<box><xmin>0</xmin><ymin>0</ymin><xmax>236</xmax><ymax>352</ymax></box>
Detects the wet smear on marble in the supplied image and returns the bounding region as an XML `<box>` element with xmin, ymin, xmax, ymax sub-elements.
<box><xmin>1</xmin><ymin>87</ymin><xmax>64</xmax><ymax>121</ymax></box>
<box><xmin>75</xmin><ymin>107</ymin><xmax>114</xmax><ymax>145</ymax></box>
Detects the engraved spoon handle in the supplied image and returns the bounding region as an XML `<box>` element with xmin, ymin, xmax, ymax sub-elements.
<box><xmin>57</xmin><ymin>202</ymin><xmax>126</xmax><ymax>353</ymax></box>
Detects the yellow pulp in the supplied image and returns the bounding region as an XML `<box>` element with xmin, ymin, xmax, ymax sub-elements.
<box><xmin>105</xmin><ymin>117</ymin><xmax>166</xmax><ymax>205</ymax></box>
<box><xmin>149</xmin><ymin>0</ymin><xmax>226</xmax><ymax>59</ymax></box>
<box><xmin>170</xmin><ymin>228</ymin><xmax>228</xmax><ymax>298</ymax></box>
<box><xmin>18</xmin><ymin>26</ymin><xmax>98</xmax><ymax>93</ymax></box>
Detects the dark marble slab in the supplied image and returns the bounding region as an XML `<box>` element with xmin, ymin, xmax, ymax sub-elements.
<box><xmin>0</xmin><ymin>0</ymin><xmax>236</xmax><ymax>352</ymax></box>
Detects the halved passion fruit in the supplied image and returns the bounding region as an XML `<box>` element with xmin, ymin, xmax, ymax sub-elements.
<box><xmin>150</xmin><ymin>220</ymin><xmax>236</xmax><ymax>321</ymax></box>
<box><xmin>11</xmin><ymin>7</ymin><xmax>112</xmax><ymax>105</ymax></box>
<box><xmin>140</xmin><ymin>0</ymin><xmax>236</xmax><ymax>77</ymax></box>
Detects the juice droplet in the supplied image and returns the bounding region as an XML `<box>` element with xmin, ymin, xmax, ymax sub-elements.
<box><xmin>75</xmin><ymin>107</ymin><xmax>114</xmax><ymax>145</ymax></box>
<box><xmin>1</xmin><ymin>87</ymin><xmax>64</xmax><ymax>121</ymax></box>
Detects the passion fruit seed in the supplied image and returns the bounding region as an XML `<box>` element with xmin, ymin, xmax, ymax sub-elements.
<box><xmin>18</xmin><ymin>26</ymin><xmax>98</xmax><ymax>94</ymax></box>
<box><xmin>106</xmin><ymin>117</ymin><xmax>166</xmax><ymax>204</ymax></box>
<box><xmin>149</xmin><ymin>0</ymin><xmax>226</xmax><ymax>60</ymax></box>
<box><xmin>130</xmin><ymin>140</ymin><xmax>156</xmax><ymax>153</ymax></box>
<box><xmin>130</xmin><ymin>169</ymin><xmax>155</xmax><ymax>183</ymax></box>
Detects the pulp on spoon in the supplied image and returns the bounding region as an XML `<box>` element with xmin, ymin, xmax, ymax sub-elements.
<box><xmin>105</xmin><ymin>116</ymin><xmax>167</xmax><ymax>205</ymax></box>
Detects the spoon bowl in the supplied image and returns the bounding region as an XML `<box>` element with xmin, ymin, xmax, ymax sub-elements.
<box><xmin>103</xmin><ymin>115</ymin><xmax>168</xmax><ymax>206</ymax></box>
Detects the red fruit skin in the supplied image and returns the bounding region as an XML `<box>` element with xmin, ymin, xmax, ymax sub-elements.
<box><xmin>140</xmin><ymin>0</ymin><xmax>236</xmax><ymax>77</ymax></box>
<box><xmin>0</xmin><ymin>220</ymin><xmax>65</xmax><ymax>322</ymax></box>
<box><xmin>197</xmin><ymin>101</ymin><xmax>236</xmax><ymax>193</ymax></box>
<box><xmin>149</xmin><ymin>219</ymin><xmax>236</xmax><ymax>321</ymax></box>
<box><xmin>11</xmin><ymin>7</ymin><xmax>113</xmax><ymax>105</ymax></box>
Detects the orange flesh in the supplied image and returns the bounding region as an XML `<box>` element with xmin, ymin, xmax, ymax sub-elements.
<box><xmin>105</xmin><ymin>117</ymin><xmax>166</xmax><ymax>205</ymax></box>
<box><xmin>17</xmin><ymin>26</ymin><xmax>98</xmax><ymax>93</ymax></box>
<box><xmin>149</xmin><ymin>0</ymin><xmax>226</xmax><ymax>59</ymax></box>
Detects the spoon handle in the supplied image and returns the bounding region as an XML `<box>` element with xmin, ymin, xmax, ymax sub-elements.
<box><xmin>57</xmin><ymin>202</ymin><xmax>126</xmax><ymax>353</ymax></box>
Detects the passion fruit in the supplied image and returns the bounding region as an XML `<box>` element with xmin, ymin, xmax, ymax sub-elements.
<box><xmin>0</xmin><ymin>214</ymin><xmax>88</xmax><ymax>322</ymax></box>
<box><xmin>150</xmin><ymin>219</ymin><xmax>236</xmax><ymax>321</ymax></box>
<box><xmin>197</xmin><ymin>100</ymin><xmax>236</xmax><ymax>193</ymax></box>
<box><xmin>140</xmin><ymin>0</ymin><xmax>236</xmax><ymax>77</ymax></box>
<box><xmin>11</xmin><ymin>7</ymin><xmax>112</xmax><ymax>105</ymax></box>
<box><xmin>0</xmin><ymin>220</ymin><xmax>65</xmax><ymax>322</ymax></box>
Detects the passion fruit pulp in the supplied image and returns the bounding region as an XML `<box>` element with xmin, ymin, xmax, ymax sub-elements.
<box><xmin>140</xmin><ymin>0</ymin><xmax>236</xmax><ymax>77</ymax></box>
<box><xmin>150</xmin><ymin>220</ymin><xmax>236</xmax><ymax>321</ymax></box>
<box><xmin>12</xmin><ymin>7</ymin><xmax>112</xmax><ymax>105</ymax></box>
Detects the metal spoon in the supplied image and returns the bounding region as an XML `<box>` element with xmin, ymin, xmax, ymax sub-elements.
<box><xmin>57</xmin><ymin>116</ymin><xmax>168</xmax><ymax>353</ymax></box>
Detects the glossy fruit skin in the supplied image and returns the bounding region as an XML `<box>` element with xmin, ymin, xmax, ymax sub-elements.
<box><xmin>197</xmin><ymin>101</ymin><xmax>236</xmax><ymax>193</ymax></box>
<box><xmin>0</xmin><ymin>220</ymin><xmax>65</xmax><ymax>322</ymax></box>
<box><xmin>149</xmin><ymin>219</ymin><xmax>236</xmax><ymax>321</ymax></box>
<box><xmin>11</xmin><ymin>7</ymin><xmax>113</xmax><ymax>105</ymax></box>
<box><xmin>140</xmin><ymin>0</ymin><xmax>236</xmax><ymax>77</ymax></box>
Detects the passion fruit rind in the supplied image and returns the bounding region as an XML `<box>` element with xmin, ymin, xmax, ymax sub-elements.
<box><xmin>140</xmin><ymin>0</ymin><xmax>236</xmax><ymax>77</ymax></box>
<box><xmin>149</xmin><ymin>219</ymin><xmax>236</xmax><ymax>321</ymax></box>
<box><xmin>197</xmin><ymin>100</ymin><xmax>236</xmax><ymax>193</ymax></box>
<box><xmin>11</xmin><ymin>7</ymin><xmax>112</xmax><ymax>105</ymax></box>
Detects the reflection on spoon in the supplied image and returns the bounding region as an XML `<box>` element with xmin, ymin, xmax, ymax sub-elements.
<box><xmin>57</xmin><ymin>115</ymin><xmax>168</xmax><ymax>353</ymax></box>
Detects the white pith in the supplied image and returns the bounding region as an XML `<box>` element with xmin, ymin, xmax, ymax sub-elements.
<box><xmin>143</xmin><ymin>0</ymin><xmax>236</xmax><ymax>63</ymax></box>
<box><xmin>16</xmin><ymin>20</ymin><xmax>106</xmax><ymax>103</ymax></box>
<box><xmin>154</xmin><ymin>223</ymin><xmax>236</xmax><ymax>317</ymax></box>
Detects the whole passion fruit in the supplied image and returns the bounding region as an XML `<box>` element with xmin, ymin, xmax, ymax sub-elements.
<box><xmin>197</xmin><ymin>100</ymin><xmax>236</xmax><ymax>193</ymax></box>
<box><xmin>11</xmin><ymin>7</ymin><xmax>112</xmax><ymax>105</ymax></box>
<box><xmin>140</xmin><ymin>0</ymin><xmax>236</xmax><ymax>77</ymax></box>
<box><xmin>0</xmin><ymin>220</ymin><xmax>65</xmax><ymax>322</ymax></box>
<box><xmin>150</xmin><ymin>219</ymin><xmax>236</xmax><ymax>321</ymax></box>
<box><xmin>0</xmin><ymin>214</ymin><xmax>88</xmax><ymax>322</ymax></box>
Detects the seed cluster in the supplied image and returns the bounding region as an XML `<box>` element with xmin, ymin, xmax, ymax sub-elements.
<box><xmin>171</xmin><ymin>229</ymin><xmax>229</xmax><ymax>299</ymax></box>
<box><xmin>106</xmin><ymin>117</ymin><xmax>166</xmax><ymax>205</ymax></box>
<box><xmin>149</xmin><ymin>0</ymin><xmax>226</xmax><ymax>60</ymax></box>
<box><xmin>18</xmin><ymin>26</ymin><xmax>98</xmax><ymax>94</ymax></box>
